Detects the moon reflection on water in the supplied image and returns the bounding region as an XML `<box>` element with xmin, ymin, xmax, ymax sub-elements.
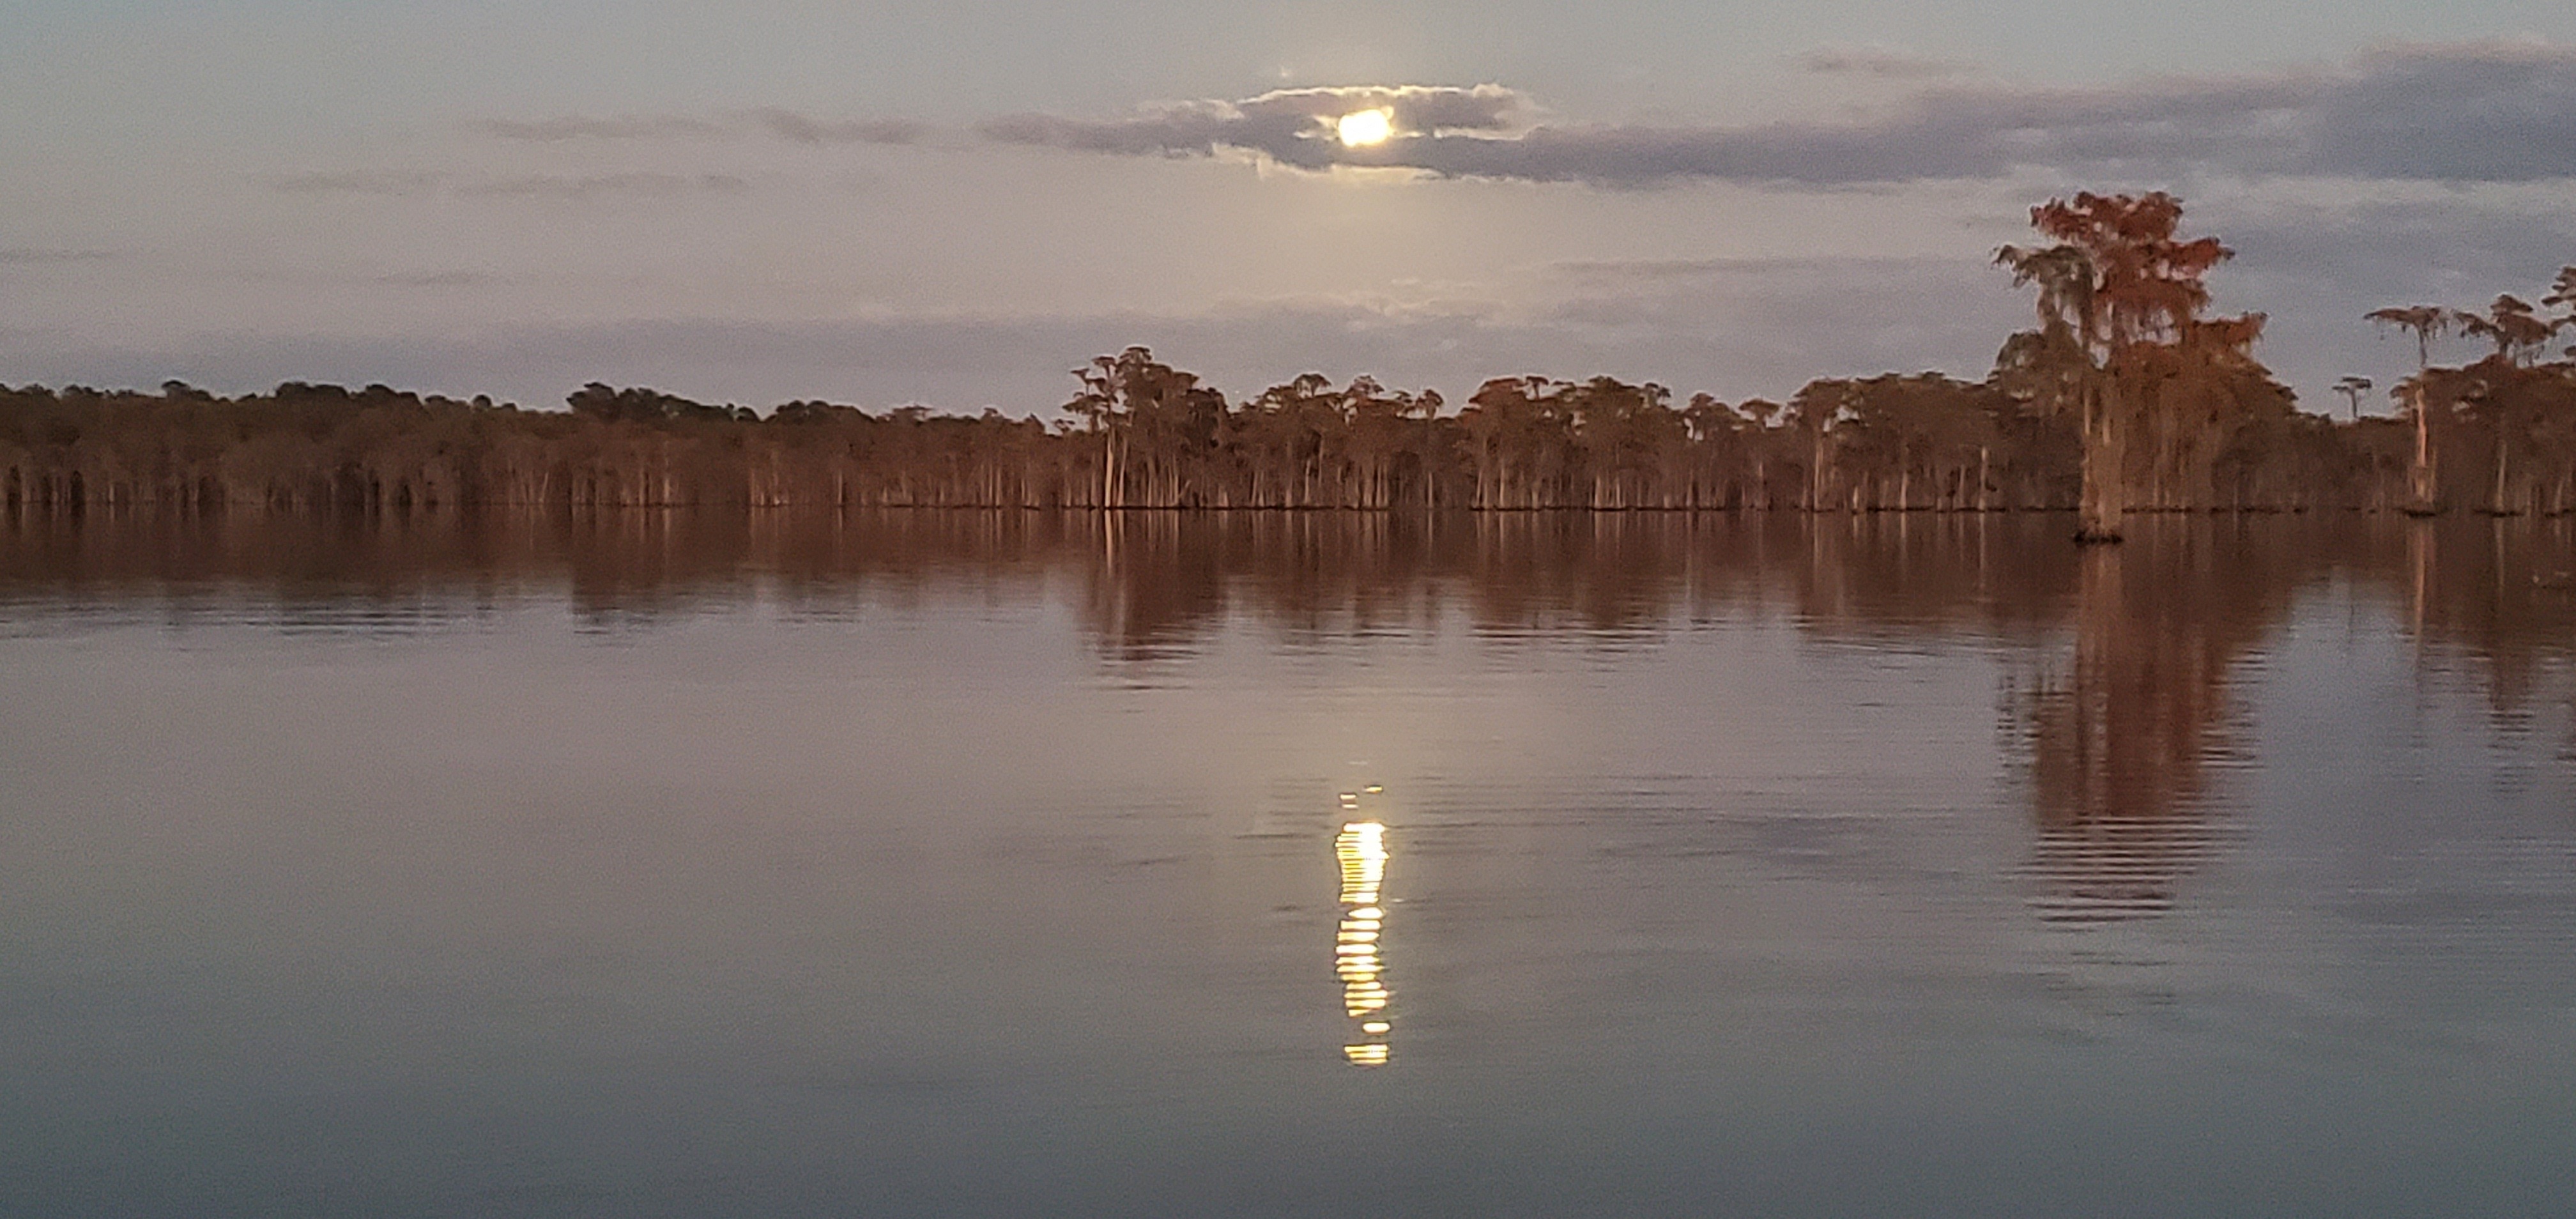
<box><xmin>1333</xmin><ymin>790</ymin><xmax>1392</xmax><ymax>1067</ymax></box>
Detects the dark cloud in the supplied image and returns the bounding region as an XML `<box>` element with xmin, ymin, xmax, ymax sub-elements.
<box><xmin>2219</xmin><ymin>199</ymin><xmax>2576</xmax><ymax>306</ymax></box>
<box><xmin>2305</xmin><ymin>44</ymin><xmax>2576</xmax><ymax>181</ymax></box>
<box><xmin>1797</xmin><ymin>46</ymin><xmax>1973</xmax><ymax>79</ymax></box>
<box><xmin>1232</xmin><ymin>85</ymin><xmax>1528</xmax><ymax>133</ymax></box>
<box><xmin>2197</xmin><ymin>197</ymin><xmax>2576</xmax><ymax>396</ymax></box>
<box><xmin>981</xmin><ymin>42</ymin><xmax>2576</xmax><ymax>187</ymax></box>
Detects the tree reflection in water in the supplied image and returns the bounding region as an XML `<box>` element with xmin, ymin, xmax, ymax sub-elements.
<box><xmin>8</xmin><ymin>508</ymin><xmax>2572</xmax><ymax>929</ymax></box>
<box><xmin>2015</xmin><ymin>540</ymin><xmax>2250</xmax><ymax>923</ymax></box>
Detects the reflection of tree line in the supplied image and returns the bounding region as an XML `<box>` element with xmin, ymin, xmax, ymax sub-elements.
<box><xmin>2014</xmin><ymin>537</ymin><xmax>2273</xmax><ymax>922</ymax></box>
<box><xmin>2</xmin><ymin>197</ymin><xmax>2567</xmax><ymax>519</ymax></box>
<box><xmin>2008</xmin><ymin>520</ymin><xmax>2576</xmax><ymax>921</ymax></box>
<box><xmin>6</xmin><ymin>509</ymin><xmax>2568</xmax><ymax>656</ymax></box>
<box><xmin>9</xmin><ymin>509</ymin><xmax>2570</xmax><ymax>919</ymax></box>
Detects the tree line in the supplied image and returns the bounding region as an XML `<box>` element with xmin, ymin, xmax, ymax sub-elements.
<box><xmin>5</xmin><ymin>194</ymin><xmax>2572</xmax><ymax>532</ymax></box>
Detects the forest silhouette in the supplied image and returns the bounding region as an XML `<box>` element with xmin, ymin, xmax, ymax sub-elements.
<box><xmin>6</xmin><ymin>194</ymin><xmax>2574</xmax><ymax>532</ymax></box>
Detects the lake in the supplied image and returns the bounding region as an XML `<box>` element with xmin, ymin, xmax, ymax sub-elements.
<box><xmin>4</xmin><ymin>510</ymin><xmax>2574</xmax><ymax>1216</ymax></box>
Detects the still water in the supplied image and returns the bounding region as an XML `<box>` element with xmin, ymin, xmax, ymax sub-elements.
<box><xmin>4</xmin><ymin>510</ymin><xmax>2575</xmax><ymax>1216</ymax></box>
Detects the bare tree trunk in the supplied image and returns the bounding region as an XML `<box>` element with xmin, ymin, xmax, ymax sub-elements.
<box><xmin>2077</xmin><ymin>381</ymin><xmax>2126</xmax><ymax>543</ymax></box>
<box><xmin>1807</xmin><ymin>432</ymin><xmax>1827</xmax><ymax>513</ymax></box>
<box><xmin>2407</xmin><ymin>386</ymin><xmax>2437</xmax><ymax>515</ymax></box>
<box><xmin>2493</xmin><ymin>425</ymin><xmax>2514</xmax><ymax>516</ymax></box>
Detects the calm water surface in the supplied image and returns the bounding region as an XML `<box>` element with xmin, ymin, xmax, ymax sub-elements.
<box><xmin>4</xmin><ymin>511</ymin><xmax>2575</xmax><ymax>1216</ymax></box>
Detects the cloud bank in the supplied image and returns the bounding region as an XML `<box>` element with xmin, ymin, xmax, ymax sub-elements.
<box><xmin>268</xmin><ymin>170</ymin><xmax>750</xmax><ymax>200</ymax></box>
<box><xmin>1795</xmin><ymin>46</ymin><xmax>1974</xmax><ymax>79</ymax></box>
<box><xmin>8</xmin><ymin>202</ymin><xmax>2557</xmax><ymax>415</ymax></box>
<box><xmin>979</xmin><ymin>84</ymin><xmax>1529</xmax><ymax>169</ymax></box>
<box><xmin>474</xmin><ymin>109</ymin><xmax>927</xmax><ymax>146</ymax></box>
<box><xmin>982</xmin><ymin>42</ymin><xmax>2576</xmax><ymax>186</ymax></box>
<box><xmin>0</xmin><ymin>256</ymin><xmax>2026</xmax><ymax>416</ymax></box>
<box><xmin>0</xmin><ymin>249</ymin><xmax>118</xmax><ymax>265</ymax></box>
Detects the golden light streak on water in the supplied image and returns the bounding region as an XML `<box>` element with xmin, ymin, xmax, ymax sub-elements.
<box><xmin>1334</xmin><ymin>814</ymin><xmax>1393</xmax><ymax>1066</ymax></box>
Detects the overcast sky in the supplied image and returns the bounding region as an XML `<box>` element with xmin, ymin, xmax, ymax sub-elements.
<box><xmin>4</xmin><ymin>1</ymin><xmax>2573</xmax><ymax>415</ymax></box>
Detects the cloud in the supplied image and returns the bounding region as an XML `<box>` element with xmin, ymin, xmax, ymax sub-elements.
<box><xmin>980</xmin><ymin>41</ymin><xmax>2576</xmax><ymax>187</ymax></box>
<box><xmin>1547</xmin><ymin>256</ymin><xmax>1963</xmax><ymax>286</ymax></box>
<box><xmin>1797</xmin><ymin>45</ymin><xmax>1974</xmax><ymax>79</ymax></box>
<box><xmin>0</xmin><ymin>263</ymin><xmax>2025</xmax><ymax>418</ymax></box>
<box><xmin>2220</xmin><ymin>197</ymin><xmax>2576</xmax><ymax>304</ymax></box>
<box><xmin>2195</xmin><ymin>196</ymin><xmax>2576</xmax><ymax>392</ymax></box>
<box><xmin>2303</xmin><ymin>43</ymin><xmax>2576</xmax><ymax>181</ymax></box>
<box><xmin>266</xmin><ymin>171</ymin><xmax>749</xmax><ymax>201</ymax></box>
<box><xmin>1549</xmin><ymin>259</ymin><xmax>1751</xmax><ymax>282</ymax></box>
<box><xmin>981</xmin><ymin>84</ymin><xmax>1528</xmax><ymax>169</ymax></box>
<box><xmin>457</xmin><ymin>172</ymin><xmax>750</xmax><ymax>199</ymax></box>
<box><xmin>746</xmin><ymin>109</ymin><xmax>926</xmax><ymax>146</ymax></box>
<box><xmin>474</xmin><ymin>109</ymin><xmax>926</xmax><ymax>146</ymax></box>
<box><xmin>8</xmin><ymin>194</ymin><xmax>2561</xmax><ymax>415</ymax></box>
<box><xmin>473</xmin><ymin>116</ymin><xmax>728</xmax><ymax>141</ymax></box>
<box><xmin>34</xmin><ymin>181</ymin><xmax>2545</xmax><ymax>415</ymax></box>
<box><xmin>374</xmin><ymin>270</ymin><xmax>530</xmax><ymax>288</ymax></box>
<box><xmin>0</xmin><ymin>249</ymin><xmax>116</xmax><ymax>265</ymax></box>
<box><xmin>270</xmin><ymin>170</ymin><xmax>447</xmax><ymax>197</ymax></box>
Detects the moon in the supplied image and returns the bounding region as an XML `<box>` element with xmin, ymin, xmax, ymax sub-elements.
<box><xmin>1336</xmin><ymin>109</ymin><xmax>1393</xmax><ymax>148</ymax></box>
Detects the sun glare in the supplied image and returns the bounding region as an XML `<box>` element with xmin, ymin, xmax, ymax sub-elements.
<box><xmin>1336</xmin><ymin>108</ymin><xmax>1393</xmax><ymax>148</ymax></box>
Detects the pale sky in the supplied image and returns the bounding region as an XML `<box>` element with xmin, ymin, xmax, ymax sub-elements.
<box><xmin>5</xmin><ymin>1</ymin><xmax>2574</xmax><ymax>415</ymax></box>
